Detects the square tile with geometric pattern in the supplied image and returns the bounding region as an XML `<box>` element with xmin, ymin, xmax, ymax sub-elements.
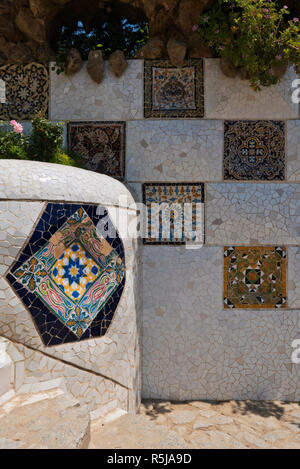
<box><xmin>224</xmin><ymin>246</ymin><xmax>287</xmax><ymax>309</ymax></box>
<box><xmin>223</xmin><ymin>121</ymin><xmax>285</xmax><ymax>180</ymax></box>
<box><xmin>144</xmin><ymin>60</ymin><xmax>204</xmax><ymax>118</ymax></box>
<box><xmin>68</xmin><ymin>122</ymin><xmax>126</xmax><ymax>180</ymax></box>
<box><xmin>6</xmin><ymin>203</ymin><xmax>125</xmax><ymax>346</ymax></box>
<box><xmin>0</xmin><ymin>63</ymin><xmax>49</xmax><ymax>120</ymax></box>
<box><xmin>143</xmin><ymin>183</ymin><xmax>204</xmax><ymax>245</ymax></box>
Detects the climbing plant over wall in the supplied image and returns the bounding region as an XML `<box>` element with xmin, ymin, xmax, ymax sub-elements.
<box><xmin>195</xmin><ymin>0</ymin><xmax>300</xmax><ymax>90</ymax></box>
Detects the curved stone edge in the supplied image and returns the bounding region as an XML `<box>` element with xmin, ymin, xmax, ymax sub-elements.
<box><xmin>0</xmin><ymin>160</ymin><xmax>137</xmax><ymax>211</ymax></box>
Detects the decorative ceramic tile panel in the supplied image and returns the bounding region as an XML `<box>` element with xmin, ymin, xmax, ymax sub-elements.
<box><xmin>6</xmin><ymin>203</ymin><xmax>125</xmax><ymax>346</ymax></box>
<box><xmin>144</xmin><ymin>60</ymin><xmax>204</xmax><ymax>118</ymax></box>
<box><xmin>143</xmin><ymin>183</ymin><xmax>204</xmax><ymax>245</ymax></box>
<box><xmin>224</xmin><ymin>121</ymin><xmax>285</xmax><ymax>181</ymax></box>
<box><xmin>0</xmin><ymin>63</ymin><xmax>49</xmax><ymax>120</ymax></box>
<box><xmin>68</xmin><ymin>122</ymin><xmax>125</xmax><ymax>180</ymax></box>
<box><xmin>224</xmin><ymin>246</ymin><xmax>287</xmax><ymax>309</ymax></box>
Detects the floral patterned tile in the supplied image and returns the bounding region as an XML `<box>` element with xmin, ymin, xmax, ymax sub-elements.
<box><xmin>68</xmin><ymin>121</ymin><xmax>125</xmax><ymax>180</ymax></box>
<box><xmin>144</xmin><ymin>60</ymin><xmax>204</xmax><ymax>118</ymax></box>
<box><xmin>0</xmin><ymin>63</ymin><xmax>49</xmax><ymax>120</ymax></box>
<box><xmin>224</xmin><ymin>120</ymin><xmax>285</xmax><ymax>180</ymax></box>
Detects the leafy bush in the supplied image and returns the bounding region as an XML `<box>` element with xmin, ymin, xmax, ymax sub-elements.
<box><xmin>195</xmin><ymin>0</ymin><xmax>300</xmax><ymax>89</ymax></box>
<box><xmin>0</xmin><ymin>121</ymin><xmax>29</xmax><ymax>160</ymax></box>
<box><xmin>0</xmin><ymin>117</ymin><xmax>83</xmax><ymax>168</ymax></box>
<box><xmin>29</xmin><ymin>115</ymin><xmax>64</xmax><ymax>162</ymax></box>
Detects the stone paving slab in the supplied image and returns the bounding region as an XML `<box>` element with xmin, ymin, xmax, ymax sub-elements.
<box><xmin>90</xmin><ymin>400</ymin><xmax>300</xmax><ymax>449</ymax></box>
<box><xmin>0</xmin><ymin>391</ymin><xmax>90</xmax><ymax>449</ymax></box>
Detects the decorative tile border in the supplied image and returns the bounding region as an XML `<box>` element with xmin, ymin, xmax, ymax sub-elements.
<box><xmin>0</xmin><ymin>63</ymin><xmax>49</xmax><ymax>120</ymax></box>
<box><xmin>224</xmin><ymin>246</ymin><xmax>287</xmax><ymax>309</ymax></box>
<box><xmin>68</xmin><ymin>121</ymin><xmax>126</xmax><ymax>180</ymax></box>
<box><xmin>6</xmin><ymin>203</ymin><xmax>126</xmax><ymax>346</ymax></box>
<box><xmin>143</xmin><ymin>182</ymin><xmax>204</xmax><ymax>245</ymax></box>
<box><xmin>144</xmin><ymin>59</ymin><xmax>204</xmax><ymax>118</ymax></box>
<box><xmin>224</xmin><ymin>120</ymin><xmax>286</xmax><ymax>181</ymax></box>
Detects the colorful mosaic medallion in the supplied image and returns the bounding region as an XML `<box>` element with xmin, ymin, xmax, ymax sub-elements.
<box><xmin>0</xmin><ymin>63</ymin><xmax>49</xmax><ymax>120</ymax></box>
<box><xmin>144</xmin><ymin>60</ymin><xmax>204</xmax><ymax>118</ymax></box>
<box><xmin>224</xmin><ymin>246</ymin><xmax>287</xmax><ymax>309</ymax></box>
<box><xmin>224</xmin><ymin>121</ymin><xmax>285</xmax><ymax>180</ymax></box>
<box><xmin>143</xmin><ymin>183</ymin><xmax>204</xmax><ymax>245</ymax></box>
<box><xmin>6</xmin><ymin>204</ymin><xmax>126</xmax><ymax>346</ymax></box>
<box><xmin>68</xmin><ymin>122</ymin><xmax>125</xmax><ymax>180</ymax></box>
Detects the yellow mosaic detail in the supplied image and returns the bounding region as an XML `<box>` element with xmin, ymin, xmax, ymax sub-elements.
<box><xmin>50</xmin><ymin>242</ymin><xmax>101</xmax><ymax>302</ymax></box>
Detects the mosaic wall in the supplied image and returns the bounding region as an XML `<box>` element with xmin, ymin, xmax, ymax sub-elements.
<box><xmin>223</xmin><ymin>120</ymin><xmax>286</xmax><ymax>181</ymax></box>
<box><xmin>143</xmin><ymin>183</ymin><xmax>204</xmax><ymax>245</ymax></box>
<box><xmin>0</xmin><ymin>59</ymin><xmax>299</xmax><ymax>404</ymax></box>
<box><xmin>0</xmin><ymin>63</ymin><xmax>49</xmax><ymax>120</ymax></box>
<box><xmin>6</xmin><ymin>203</ymin><xmax>125</xmax><ymax>346</ymax></box>
<box><xmin>68</xmin><ymin>122</ymin><xmax>126</xmax><ymax>180</ymax></box>
<box><xmin>144</xmin><ymin>60</ymin><xmax>204</xmax><ymax>118</ymax></box>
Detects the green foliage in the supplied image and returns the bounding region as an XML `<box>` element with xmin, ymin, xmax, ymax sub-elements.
<box><xmin>29</xmin><ymin>115</ymin><xmax>64</xmax><ymax>162</ymax></box>
<box><xmin>0</xmin><ymin>123</ymin><xmax>29</xmax><ymax>160</ymax></box>
<box><xmin>196</xmin><ymin>0</ymin><xmax>300</xmax><ymax>89</ymax></box>
<box><xmin>53</xmin><ymin>16</ymin><xmax>149</xmax><ymax>74</ymax></box>
<box><xmin>0</xmin><ymin>117</ymin><xmax>83</xmax><ymax>168</ymax></box>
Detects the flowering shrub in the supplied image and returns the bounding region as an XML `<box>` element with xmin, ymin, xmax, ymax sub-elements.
<box><xmin>0</xmin><ymin>116</ymin><xmax>83</xmax><ymax>167</ymax></box>
<box><xmin>0</xmin><ymin>120</ymin><xmax>29</xmax><ymax>160</ymax></box>
<box><xmin>195</xmin><ymin>0</ymin><xmax>300</xmax><ymax>89</ymax></box>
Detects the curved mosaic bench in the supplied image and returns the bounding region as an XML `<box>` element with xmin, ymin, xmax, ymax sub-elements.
<box><xmin>0</xmin><ymin>160</ymin><xmax>141</xmax><ymax>415</ymax></box>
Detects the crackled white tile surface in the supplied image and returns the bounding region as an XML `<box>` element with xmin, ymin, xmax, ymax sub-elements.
<box><xmin>0</xmin><ymin>202</ymin><xmax>43</xmax><ymax>276</ymax></box>
<box><xmin>126</xmin><ymin>120</ymin><xmax>223</xmax><ymax>181</ymax></box>
<box><xmin>205</xmin><ymin>59</ymin><xmax>299</xmax><ymax>119</ymax></box>
<box><xmin>143</xmin><ymin>246</ymin><xmax>300</xmax><ymax>401</ymax></box>
<box><xmin>6</xmin><ymin>339</ymin><xmax>128</xmax><ymax>414</ymax></box>
<box><xmin>288</xmin><ymin>247</ymin><xmax>300</xmax><ymax>308</ymax></box>
<box><xmin>50</xmin><ymin>60</ymin><xmax>143</xmax><ymax>121</ymax></box>
<box><xmin>0</xmin><ymin>160</ymin><xmax>136</xmax><ymax>209</ymax></box>
<box><xmin>206</xmin><ymin>183</ymin><xmax>300</xmax><ymax>245</ymax></box>
<box><xmin>287</xmin><ymin>120</ymin><xmax>300</xmax><ymax>181</ymax></box>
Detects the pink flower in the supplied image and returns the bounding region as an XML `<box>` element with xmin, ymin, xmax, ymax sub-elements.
<box><xmin>293</xmin><ymin>17</ymin><xmax>299</xmax><ymax>22</ymax></box>
<box><xmin>11</xmin><ymin>122</ymin><xmax>23</xmax><ymax>134</ymax></box>
<box><xmin>275</xmin><ymin>54</ymin><xmax>282</xmax><ymax>60</ymax></box>
<box><xmin>283</xmin><ymin>5</ymin><xmax>288</xmax><ymax>9</ymax></box>
<box><xmin>192</xmin><ymin>24</ymin><xmax>198</xmax><ymax>31</ymax></box>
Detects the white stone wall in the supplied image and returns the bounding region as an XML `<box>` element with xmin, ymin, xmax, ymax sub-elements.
<box><xmin>1</xmin><ymin>58</ymin><xmax>300</xmax><ymax>403</ymax></box>
<box><xmin>0</xmin><ymin>161</ymin><xmax>142</xmax><ymax>414</ymax></box>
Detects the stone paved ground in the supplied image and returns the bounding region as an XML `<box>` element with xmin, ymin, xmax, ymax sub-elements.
<box><xmin>90</xmin><ymin>400</ymin><xmax>300</xmax><ymax>449</ymax></box>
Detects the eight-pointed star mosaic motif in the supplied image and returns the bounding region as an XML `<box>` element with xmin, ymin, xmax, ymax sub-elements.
<box><xmin>224</xmin><ymin>246</ymin><xmax>287</xmax><ymax>309</ymax></box>
<box><xmin>144</xmin><ymin>60</ymin><xmax>204</xmax><ymax>118</ymax></box>
<box><xmin>68</xmin><ymin>122</ymin><xmax>126</xmax><ymax>180</ymax></box>
<box><xmin>0</xmin><ymin>63</ymin><xmax>49</xmax><ymax>120</ymax></box>
<box><xmin>223</xmin><ymin>120</ymin><xmax>286</xmax><ymax>180</ymax></box>
<box><xmin>6</xmin><ymin>203</ymin><xmax>125</xmax><ymax>346</ymax></box>
<box><xmin>143</xmin><ymin>183</ymin><xmax>204</xmax><ymax>245</ymax></box>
